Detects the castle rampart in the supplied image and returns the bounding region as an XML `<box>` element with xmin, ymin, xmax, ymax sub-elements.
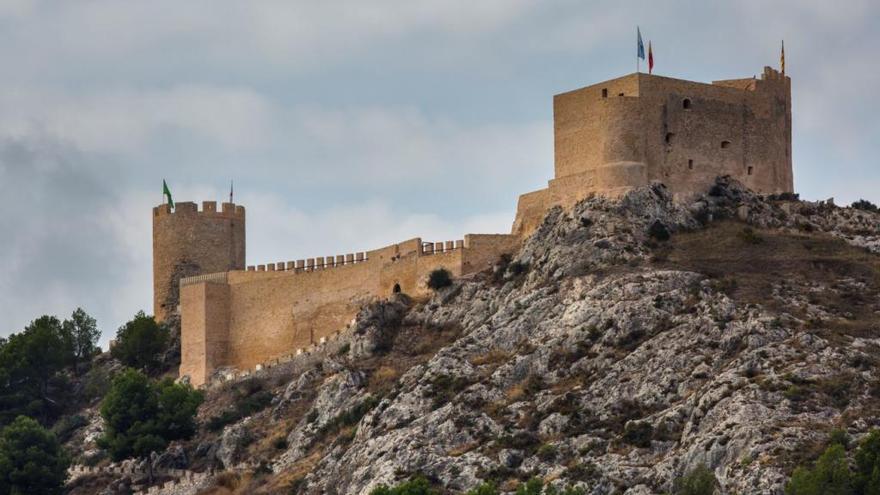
<box><xmin>513</xmin><ymin>66</ymin><xmax>793</xmax><ymax>236</ymax></box>
<box><xmin>152</xmin><ymin>201</ymin><xmax>245</xmax><ymax>322</ymax></box>
<box><xmin>179</xmin><ymin>234</ymin><xmax>517</xmax><ymax>385</ymax></box>
<box><xmin>165</xmin><ymin>63</ymin><xmax>795</xmax><ymax>386</ymax></box>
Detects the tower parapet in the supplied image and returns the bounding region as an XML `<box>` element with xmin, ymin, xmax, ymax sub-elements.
<box><xmin>513</xmin><ymin>65</ymin><xmax>794</xmax><ymax>236</ymax></box>
<box><xmin>152</xmin><ymin>201</ymin><xmax>245</xmax><ymax>322</ymax></box>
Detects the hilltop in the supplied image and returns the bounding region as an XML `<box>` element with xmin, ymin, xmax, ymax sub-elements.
<box><xmin>64</xmin><ymin>177</ymin><xmax>880</xmax><ymax>494</ymax></box>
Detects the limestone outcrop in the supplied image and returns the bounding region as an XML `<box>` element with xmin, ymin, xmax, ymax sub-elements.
<box><xmin>76</xmin><ymin>178</ymin><xmax>880</xmax><ymax>494</ymax></box>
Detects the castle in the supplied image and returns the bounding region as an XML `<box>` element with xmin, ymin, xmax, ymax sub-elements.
<box><xmin>154</xmin><ymin>66</ymin><xmax>793</xmax><ymax>386</ymax></box>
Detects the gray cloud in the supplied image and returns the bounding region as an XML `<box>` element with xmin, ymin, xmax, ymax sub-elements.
<box><xmin>0</xmin><ymin>1</ymin><xmax>877</xmax><ymax>341</ymax></box>
<box><xmin>0</xmin><ymin>135</ymin><xmax>141</xmax><ymax>341</ymax></box>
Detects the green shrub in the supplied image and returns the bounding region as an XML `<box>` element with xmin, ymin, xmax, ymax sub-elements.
<box><xmin>427</xmin><ymin>374</ymin><xmax>470</xmax><ymax>410</ymax></box>
<box><xmin>0</xmin><ymin>416</ymin><xmax>70</xmax><ymax>495</ymax></box>
<box><xmin>817</xmin><ymin>374</ymin><xmax>854</xmax><ymax>409</ymax></box>
<box><xmin>622</xmin><ymin>422</ymin><xmax>654</xmax><ymax>448</ymax></box>
<box><xmin>786</xmin><ymin>443</ymin><xmax>853</xmax><ymax>495</ymax></box>
<box><xmin>99</xmin><ymin>369</ymin><xmax>203</xmax><ymax>460</ymax></box>
<box><xmin>507</xmin><ymin>260</ymin><xmax>530</xmax><ymax>277</ymax></box>
<box><xmin>273</xmin><ymin>436</ymin><xmax>289</xmax><ymax>450</ymax></box>
<box><xmin>515</xmin><ymin>479</ymin><xmax>544</xmax><ymax>495</ymax></box>
<box><xmin>370</xmin><ymin>476</ymin><xmax>438</xmax><ymax>495</ymax></box>
<box><xmin>318</xmin><ymin>396</ymin><xmax>379</xmax><ymax>438</ymax></box>
<box><xmin>648</xmin><ymin>220</ymin><xmax>671</xmax><ymax>241</ymax></box>
<box><xmin>51</xmin><ymin>414</ymin><xmax>87</xmax><ymax>443</ymax></box>
<box><xmin>855</xmin><ymin>430</ymin><xmax>880</xmax><ymax>494</ymax></box>
<box><xmin>111</xmin><ymin>311</ymin><xmax>169</xmax><ymax>372</ymax></box>
<box><xmin>288</xmin><ymin>477</ymin><xmax>307</xmax><ymax>494</ymax></box>
<box><xmin>829</xmin><ymin>429</ymin><xmax>850</xmax><ymax>449</ymax></box>
<box><xmin>466</xmin><ymin>482</ymin><xmax>499</xmax><ymax>495</ymax></box>
<box><xmin>206</xmin><ymin>388</ymin><xmax>274</xmax><ymax>432</ymax></box>
<box><xmin>536</xmin><ymin>443</ymin><xmax>557</xmax><ymax>461</ymax></box>
<box><xmin>852</xmin><ymin>199</ymin><xmax>879</xmax><ymax>213</ymax></box>
<box><xmin>472</xmin><ymin>477</ymin><xmax>572</xmax><ymax>495</ymax></box>
<box><xmin>673</xmin><ymin>464</ymin><xmax>717</xmax><ymax>495</ymax></box>
<box><xmin>426</xmin><ymin>269</ymin><xmax>453</xmax><ymax>291</ymax></box>
<box><xmin>0</xmin><ymin>315</ymin><xmax>78</xmax><ymax>426</ymax></box>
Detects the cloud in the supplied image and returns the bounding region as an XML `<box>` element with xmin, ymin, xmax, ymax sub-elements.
<box><xmin>0</xmin><ymin>1</ymin><xmax>540</xmax><ymax>79</ymax></box>
<box><xmin>0</xmin><ymin>0</ymin><xmax>878</xmax><ymax>341</ymax></box>
<box><xmin>285</xmin><ymin>105</ymin><xmax>551</xmax><ymax>192</ymax></box>
<box><xmin>0</xmin><ymin>135</ymin><xmax>139</xmax><ymax>342</ymax></box>
<box><xmin>0</xmin><ymin>85</ymin><xmax>274</xmax><ymax>154</ymax></box>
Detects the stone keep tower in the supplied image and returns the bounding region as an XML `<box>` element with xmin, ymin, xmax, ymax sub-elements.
<box><xmin>152</xmin><ymin>201</ymin><xmax>245</xmax><ymax>322</ymax></box>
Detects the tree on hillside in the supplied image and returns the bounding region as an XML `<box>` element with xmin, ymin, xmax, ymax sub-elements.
<box><xmin>786</xmin><ymin>443</ymin><xmax>854</xmax><ymax>495</ymax></box>
<box><xmin>0</xmin><ymin>415</ymin><xmax>69</xmax><ymax>495</ymax></box>
<box><xmin>62</xmin><ymin>308</ymin><xmax>100</xmax><ymax>375</ymax></box>
<box><xmin>371</xmin><ymin>477</ymin><xmax>438</xmax><ymax>495</ymax></box>
<box><xmin>673</xmin><ymin>464</ymin><xmax>717</xmax><ymax>495</ymax></box>
<box><xmin>111</xmin><ymin>311</ymin><xmax>169</xmax><ymax>372</ymax></box>
<box><xmin>855</xmin><ymin>430</ymin><xmax>880</xmax><ymax>494</ymax></box>
<box><xmin>99</xmin><ymin>369</ymin><xmax>203</xmax><ymax>471</ymax></box>
<box><xmin>0</xmin><ymin>317</ymin><xmax>76</xmax><ymax>425</ymax></box>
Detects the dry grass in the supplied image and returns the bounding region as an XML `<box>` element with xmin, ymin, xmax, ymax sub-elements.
<box><xmin>505</xmin><ymin>382</ymin><xmax>526</xmax><ymax>403</ymax></box>
<box><xmin>469</xmin><ymin>349</ymin><xmax>511</xmax><ymax>367</ymax></box>
<box><xmin>447</xmin><ymin>441</ymin><xmax>480</xmax><ymax>457</ymax></box>
<box><xmin>369</xmin><ymin>365</ymin><xmax>400</xmax><ymax>390</ymax></box>
<box><xmin>248</xmin><ymin>450</ymin><xmax>322</xmax><ymax>494</ymax></box>
<box><xmin>657</xmin><ymin>221</ymin><xmax>880</xmax><ymax>340</ymax></box>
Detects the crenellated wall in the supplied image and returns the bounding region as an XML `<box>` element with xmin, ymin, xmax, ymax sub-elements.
<box><xmin>513</xmin><ymin>66</ymin><xmax>793</xmax><ymax>237</ymax></box>
<box><xmin>167</xmin><ymin>63</ymin><xmax>795</xmax><ymax>386</ymax></box>
<box><xmin>179</xmin><ymin>235</ymin><xmax>515</xmax><ymax>386</ymax></box>
<box><xmin>153</xmin><ymin>201</ymin><xmax>245</xmax><ymax>322</ymax></box>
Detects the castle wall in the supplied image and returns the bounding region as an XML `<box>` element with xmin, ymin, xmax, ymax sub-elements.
<box><xmin>153</xmin><ymin>201</ymin><xmax>245</xmax><ymax>322</ymax></box>
<box><xmin>180</xmin><ymin>235</ymin><xmax>514</xmax><ymax>386</ymax></box>
<box><xmin>553</xmin><ymin>74</ymin><xmax>641</xmax><ymax>180</ymax></box>
<box><xmin>637</xmin><ymin>68</ymin><xmax>792</xmax><ymax>198</ymax></box>
<box><xmin>514</xmin><ymin>67</ymin><xmax>793</xmax><ymax>237</ymax></box>
<box><xmin>179</xmin><ymin>280</ymin><xmax>229</xmax><ymax>384</ymax></box>
<box><xmin>171</xmin><ymin>64</ymin><xmax>794</xmax><ymax>386</ymax></box>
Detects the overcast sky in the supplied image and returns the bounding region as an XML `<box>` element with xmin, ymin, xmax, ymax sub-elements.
<box><xmin>0</xmin><ymin>0</ymin><xmax>877</xmax><ymax>345</ymax></box>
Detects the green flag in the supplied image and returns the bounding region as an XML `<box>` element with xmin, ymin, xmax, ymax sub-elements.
<box><xmin>162</xmin><ymin>180</ymin><xmax>174</xmax><ymax>208</ymax></box>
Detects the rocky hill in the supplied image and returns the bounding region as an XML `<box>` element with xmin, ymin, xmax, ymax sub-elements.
<box><xmin>68</xmin><ymin>178</ymin><xmax>880</xmax><ymax>495</ymax></box>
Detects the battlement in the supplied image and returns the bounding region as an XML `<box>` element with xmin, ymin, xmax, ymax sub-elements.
<box><xmin>517</xmin><ymin>64</ymin><xmax>794</xmax><ymax>236</ymax></box>
<box><xmin>153</xmin><ymin>199</ymin><xmax>246</xmax><ymax>322</ymax></box>
<box><xmin>170</xmin><ymin>62</ymin><xmax>793</xmax><ymax>386</ymax></box>
<box><xmin>153</xmin><ymin>201</ymin><xmax>245</xmax><ymax>219</ymax></box>
<box><xmin>240</xmin><ymin>237</ymin><xmax>467</xmax><ymax>273</ymax></box>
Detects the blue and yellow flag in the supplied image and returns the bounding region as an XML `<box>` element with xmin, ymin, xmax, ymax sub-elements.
<box><xmin>637</xmin><ymin>27</ymin><xmax>645</xmax><ymax>60</ymax></box>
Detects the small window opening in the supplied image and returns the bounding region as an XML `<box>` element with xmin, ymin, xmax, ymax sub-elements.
<box><xmin>747</xmin><ymin>166</ymin><xmax>754</xmax><ymax>176</ymax></box>
<box><xmin>618</xmin><ymin>92</ymin><xmax>625</xmax><ymax>97</ymax></box>
<box><xmin>683</xmin><ymin>98</ymin><xmax>692</xmax><ymax>109</ymax></box>
<box><xmin>601</xmin><ymin>88</ymin><xmax>608</xmax><ymax>98</ymax></box>
<box><xmin>393</xmin><ymin>283</ymin><xmax>401</xmax><ymax>294</ymax></box>
<box><xmin>721</xmin><ymin>140</ymin><xmax>731</xmax><ymax>149</ymax></box>
<box><xmin>665</xmin><ymin>132</ymin><xmax>675</xmax><ymax>145</ymax></box>
<box><xmin>688</xmin><ymin>159</ymin><xmax>694</xmax><ymax>170</ymax></box>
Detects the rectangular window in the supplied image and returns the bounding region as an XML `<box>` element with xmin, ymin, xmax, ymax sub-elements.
<box><xmin>688</xmin><ymin>159</ymin><xmax>694</xmax><ymax>170</ymax></box>
<box><xmin>747</xmin><ymin>166</ymin><xmax>754</xmax><ymax>175</ymax></box>
<box><xmin>602</xmin><ymin>88</ymin><xmax>608</xmax><ymax>98</ymax></box>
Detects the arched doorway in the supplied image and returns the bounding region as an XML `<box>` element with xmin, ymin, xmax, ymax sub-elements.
<box><xmin>392</xmin><ymin>283</ymin><xmax>401</xmax><ymax>294</ymax></box>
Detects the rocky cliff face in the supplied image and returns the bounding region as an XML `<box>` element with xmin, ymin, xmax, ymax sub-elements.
<box><xmin>72</xmin><ymin>178</ymin><xmax>880</xmax><ymax>495</ymax></box>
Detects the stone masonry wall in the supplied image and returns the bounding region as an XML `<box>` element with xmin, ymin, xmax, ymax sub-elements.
<box><xmin>153</xmin><ymin>201</ymin><xmax>245</xmax><ymax>322</ymax></box>
<box><xmin>512</xmin><ymin>66</ymin><xmax>793</xmax><ymax>237</ymax></box>
<box><xmin>180</xmin><ymin>236</ymin><xmax>515</xmax><ymax>386</ymax></box>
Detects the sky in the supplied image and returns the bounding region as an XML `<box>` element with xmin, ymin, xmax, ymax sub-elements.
<box><xmin>0</xmin><ymin>0</ymin><xmax>877</xmax><ymax>346</ymax></box>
